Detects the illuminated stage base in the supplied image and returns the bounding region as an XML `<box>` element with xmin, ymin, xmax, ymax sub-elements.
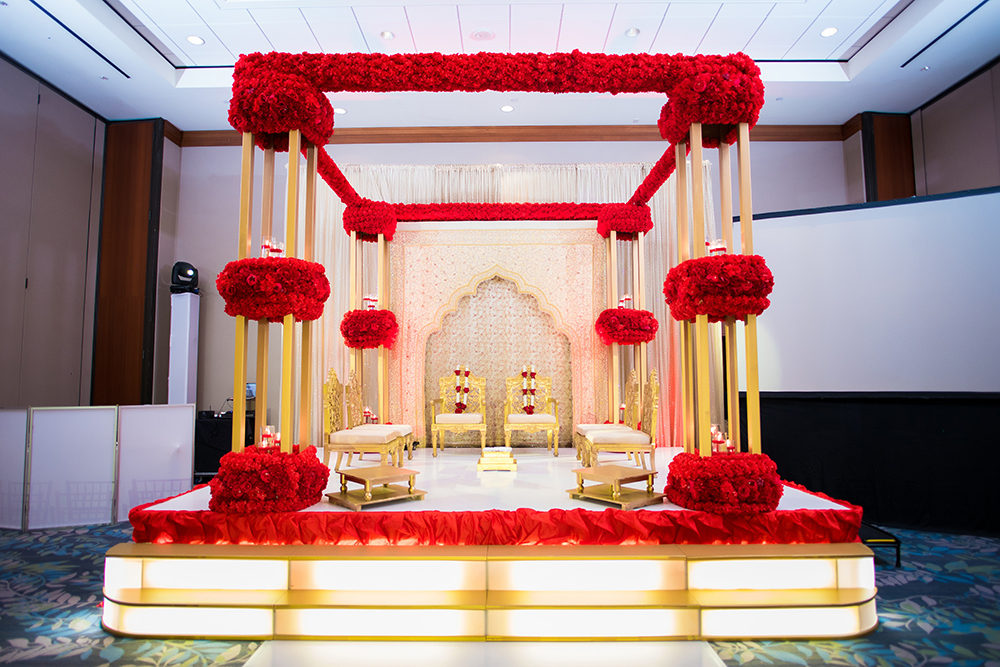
<box><xmin>105</xmin><ymin>448</ymin><xmax>876</xmax><ymax>640</ymax></box>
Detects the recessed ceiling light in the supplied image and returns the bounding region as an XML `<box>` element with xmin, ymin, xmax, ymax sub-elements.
<box><xmin>501</xmin><ymin>105</ymin><xmax>514</xmax><ymax>113</ymax></box>
<box><xmin>334</xmin><ymin>107</ymin><xmax>347</xmax><ymax>115</ymax></box>
<box><xmin>775</xmin><ymin>97</ymin><xmax>783</xmax><ymax>101</ymax></box>
<box><xmin>920</xmin><ymin>66</ymin><xmax>931</xmax><ymax>71</ymax></box>
<box><xmin>820</xmin><ymin>27</ymin><xmax>838</xmax><ymax>37</ymax></box>
<box><xmin>187</xmin><ymin>35</ymin><xmax>205</xmax><ymax>45</ymax></box>
<box><xmin>380</xmin><ymin>31</ymin><xmax>394</xmax><ymax>40</ymax></box>
<box><xmin>100</xmin><ymin>76</ymin><xmax>108</xmax><ymax>81</ymax></box>
<box><xmin>471</xmin><ymin>30</ymin><xmax>495</xmax><ymax>41</ymax></box>
<box><xmin>625</xmin><ymin>28</ymin><xmax>640</xmax><ymax>38</ymax></box>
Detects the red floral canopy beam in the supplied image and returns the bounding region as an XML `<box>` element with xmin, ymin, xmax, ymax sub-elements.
<box><xmin>229</xmin><ymin>51</ymin><xmax>764</xmax><ymax>238</ymax></box>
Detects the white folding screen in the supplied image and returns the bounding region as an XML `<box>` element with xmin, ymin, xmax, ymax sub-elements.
<box><xmin>0</xmin><ymin>409</ymin><xmax>28</xmax><ymax>529</ymax></box>
<box><xmin>117</xmin><ymin>404</ymin><xmax>195</xmax><ymax>522</ymax></box>
<box><xmin>27</xmin><ymin>406</ymin><xmax>118</xmax><ymax>529</ymax></box>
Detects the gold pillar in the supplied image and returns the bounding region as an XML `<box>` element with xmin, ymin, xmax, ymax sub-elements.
<box><xmin>675</xmin><ymin>140</ymin><xmax>695</xmax><ymax>453</ymax></box>
<box><xmin>377</xmin><ymin>233</ymin><xmax>387</xmax><ymax>424</ymax></box>
<box><xmin>609</xmin><ymin>230</ymin><xmax>620</xmax><ymax>421</ymax></box>
<box><xmin>254</xmin><ymin>148</ymin><xmax>275</xmax><ymax>445</ymax></box>
<box><xmin>298</xmin><ymin>144</ymin><xmax>317</xmax><ymax>448</ymax></box>
<box><xmin>690</xmin><ymin>124</ymin><xmax>713</xmax><ymax>456</ymax></box>
<box><xmin>738</xmin><ymin>122</ymin><xmax>762</xmax><ymax>454</ymax></box>
<box><xmin>719</xmin><ymin>141</ymin><xmax>741</xmax><ymax>452</ymax></box>
<box><xmin>279</xmin><ymin>130</ymin><xmax>301</xmax><ymax>452</ymax></box>
<box><xmin>232</xmin><ymin>132</ymin><xmax>255</xmax><ymax>452</ymax></box>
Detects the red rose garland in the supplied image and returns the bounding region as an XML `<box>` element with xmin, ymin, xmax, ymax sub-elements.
<box><xmin>520</xmin><ymin>366</ymin><xmax>537</xmax><ymax>414</ymax></box>
<box><xmin>664</xmin><ymin>452</ymin><xmax>782</xmax><ymax>515</ymax></box>
<box><xmin>229</xmin><ymin>51</ymin><xmax>765</xmax><ymax>236</ymax></box>
<box><xmin>216</xmin><ymin>257</ymin><xmax>330</xmax><ymax>322</ymax></box>
<box><xmin>340</xmin><ymin>309</ymin><xmax>399</xmax><ymax>349</ymax></box>
<box><xmin>454</xmin><ymin>368</ymin><xmax>471</xmax><ymax>413</ymax></box>
<box><xmin>594</xmin><ymin>308</ymin><xmax>659</xmax><ymax>345</ymax></box>
<box><xmin>663</xmin><ymin>254</ymin><xmax>773</xmax><ymax>323</ymax></box>
<box><xmin>209</xmin><ymin>445</ymin><xmax>330</xmax><ymax>514</ymax></box>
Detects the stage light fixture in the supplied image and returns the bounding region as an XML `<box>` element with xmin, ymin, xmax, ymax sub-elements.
<box><xmin>170</xmin><ymin>261</ymin><xmax>199</xmax><ymax>294</ymax></box>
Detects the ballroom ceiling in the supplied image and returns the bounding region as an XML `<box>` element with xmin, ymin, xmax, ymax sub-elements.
<box><xmin>0</xmin><ymin>0</ymin><xmax>998</xmax><ymax>131</ymax></box>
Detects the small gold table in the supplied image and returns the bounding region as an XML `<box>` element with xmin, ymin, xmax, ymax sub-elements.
<box><xmin>477</xmin><ymin>446</ymin><xmax>517</xmax><ymax>472</ymax></box>
<box><xmin>568</xmin><ymin>465</ymin><xmax>664</xmax><ymax>510</ymax></box>
<box><xmin>326</xmin><ymin>465</ymin><xmax>425</xmax><ymax>511</ymax></box>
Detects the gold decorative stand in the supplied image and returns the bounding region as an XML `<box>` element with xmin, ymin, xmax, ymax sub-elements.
<box><xmin>477</xmin><ymin>446</ymin><xmax>517</xmax><ymax>472</ymax></box>
<box><xmin>326</xmin><ymin>464</ymin><xmax>425</xmax><ymax>511</ymax></box>
<box><xmin>569</xmin><ymin>465</ymin><xmax>663</xmax><ymax>510</ymax></box>
<box><xmin>676</xmin><ymin>123</ymin><xmax>761</xmax><ymax>455</ymax></box>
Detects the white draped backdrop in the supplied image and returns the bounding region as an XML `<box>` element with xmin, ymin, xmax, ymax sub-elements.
<box><xmin>302</xmin><ymin>160</ymin><xmax>716</xmax><ymax>449</ymax></box>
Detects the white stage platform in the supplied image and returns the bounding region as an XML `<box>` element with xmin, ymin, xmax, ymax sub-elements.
<box><xmin>149</xmin><ymin>446</ymin><xmax>846</xmax><ymax>515</ymax></box>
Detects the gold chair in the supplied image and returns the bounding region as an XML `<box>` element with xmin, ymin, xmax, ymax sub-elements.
<box><xmin>574</xmin><ymin>369</ymin><xmax>640</xmax><ymax>465</ymax></box>
<box><xmin>324</xmin><ymin>370</ymin><xmax>407</xmax><ymax>470</ymax></box>
<box><xmin>430</xmin><ymin>366</ymin><xmax>487</xmax><ymax>456</ymax></box>
<box><xmin>582</xmin><ymin>369</ymin><xmax>659</xmax><ymax>470</ymax></box>
<box><xmin>503</xmin><ymin>373</ymin><xmax>559</xmax><ymax>456</ymax></box>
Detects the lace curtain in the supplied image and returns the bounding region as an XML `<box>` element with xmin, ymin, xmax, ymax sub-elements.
<box><xmin>308</xmin><ymin>160</ymin><xmax>716</xmax><ymax>448</ymax></box>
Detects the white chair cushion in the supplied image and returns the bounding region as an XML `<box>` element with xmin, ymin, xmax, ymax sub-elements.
<box><xmin>575</xmin><ymin>423</ymin><xmax>632</xmax><ymax>436</ymax></box>
<box><xmin>328</xmin><ymin>429</ymin><xmax>394</xmax><ymax>445</ymax></box>
<box><xmin>436</xmin><ymin>413</ymin><xmax>483</xmax><ymax>424</ymax></box>
<box><xmin>586</xmin><ymin>429</ymin><xmax>651</xmax><ymax>446</ymax></box>
<box><xmin>354</xmin><ymin>424</ymin><xmax>413</xmax><ymax>438</ymax></box>
<box><xmin>508</xmin><ymin>413</ymin><xmax>557</xmax><ymax>424</ymax></box>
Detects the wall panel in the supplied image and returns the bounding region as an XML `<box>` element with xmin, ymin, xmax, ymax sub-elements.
<box><xmin>0</xmin><ymin>60</ymin><xmax>38</xmax><ymax>408</ymax></box>
<box><xmin>19</xmin><ymin>85</ymin><xmax>98</xmax><ymax>407</ymax></box>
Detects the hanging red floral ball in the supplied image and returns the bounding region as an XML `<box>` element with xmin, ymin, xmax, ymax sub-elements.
<box><xmin>343</xmin><ymin>199</ymin><xmax>398</xmax><ymax>242</ymax></box>
<box><xmin>340</xmin><ymin>309</ymin><xmax>399</xmax><ymax>349</ymax></box>
<box><xmin>663</xmin><ymin>254</ymin><xmax>773</xmax><ymax>323</ymax></box>
<box><xmin>216</xmin><ymin>257</ymin><xmax>330</xmax><ymax>322</ymax></box>
<box><xmin>596</xmin><ymin>203</ymin><xmax>653</xmax><ymax>240</ymax></box>
<box><xmin>594</xmin><ymin>308</ymin><xmax>659</xmax><ymax>345</ymax></box>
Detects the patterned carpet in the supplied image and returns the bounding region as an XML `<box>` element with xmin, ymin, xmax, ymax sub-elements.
<box><xmin>0</xmin><ymin>524</ymin><xmax>997</xmax><ymax>666</ymax></box>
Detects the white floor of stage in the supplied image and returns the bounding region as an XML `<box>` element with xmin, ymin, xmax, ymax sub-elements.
<box><xmin>244</xmin><ymin>639</ymin><xmax>727</xmax><ymax>667</ymax></box>
<box><xmin>151</xmin><ymin>446</ymin><xmax>846</xmax><ymax>514</ymax></box>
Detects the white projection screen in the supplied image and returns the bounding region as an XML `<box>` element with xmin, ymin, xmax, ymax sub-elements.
<box><xmin>736</xmin><ymin>190</ymin><xmax>1000</xmax><ymax>392</ymax></box>
<box><xmin>27</xmin><ymin>406</ymin><xmax>118</xmax><ymax>529</ymax></box>
<box><xmin>0</xmin><ymin>409</ymin><xmax>28</xmax><ymax>529</ymax></box>
<box><xmin>117</xmin><ymin>404</ymin><xmax>195</xmax><ymax>521</ymax></box>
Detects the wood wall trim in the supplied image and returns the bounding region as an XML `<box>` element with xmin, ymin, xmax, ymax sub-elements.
<box><xmin>180</xmin><ymin>124</ymin><xmax>847</xmax><ymax>147</ymax></box>
<box><xmin>164</xmin><ymin>119</ymin><xmax>183</xmax><ymax>147</ymax></box>
<box><xmin>842</xmin><ymin>114</ymin><xmax>863</xmax><ymax>140</ymax></box>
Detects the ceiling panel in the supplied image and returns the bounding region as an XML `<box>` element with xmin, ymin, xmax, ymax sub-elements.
<box><xmin>407</xmin><ymin>5</ymin><xmax>463</xmax><ymax>53</ymax></box>
<box><xmin>248</xmin><ymin>8</ymin><xmax>320</xmax><ymax>53</ymax></box>
<box><xmin>604</xmin><ymin>3</ymin><xmax>668</xmax><ymax>54</ymax></box>
<box><xmin>353</xmin><ymin>5</ymin><xmax>416</xmax><ymax>54</ymax></box>
<box><xmin>744</xmin><ymin>14</ymin><xmax>813</xmax><ymax>60</ymax></box>
<box><xmin>129</xmin><ymin>0</ymin><xmax>204</xmax><ymax>27</ymax></box>
<box><xmin>651</xmin><ymin>4</ymin><xmax>718</xmax><ymax>56</ymax></box>
<box><xmin>556</xmin><ymin>3</ymin><xmax>616</xmax><ymax>53</ymax></box>
<box><xmin>300</xmin><ymin>7</ymin><xmax>369</xmax><ymax>54</ymax></box>
<box><xmin>458</xmin><ymin>4</ymin><xmax>511</xmax><ymax>53</ymax></box>
<box><xmin>184</xmin><ymin>0</ymin><xmax>256</xmax><ymax>25</ymax></box>
<box><xmin>510</xmin><ymin>4</ymin><xmax>562</xmax><ymax>54</ymax></box>
<box><xmin>697</xmin><ymin>3</ymin><xmax>771</xmax><ymax>55</ymax></box>
<box><xmin>784</xmin><ymin>17</ymin><xmax>866</xmax><ymax>59</ymax></box>
<box><xmin>157</xmin><ymin>23</ymin><xmax>234</xmax><ymax>66</ymax></box>
<box><xmin>825</xmin><ymin>0</ymin><xmax>894</xmax><ymax>59</ymax></box>
<box><xmin>211</xmin><ymin>20</ymin><xmax>274</xmax><ymax>59</ymax></box>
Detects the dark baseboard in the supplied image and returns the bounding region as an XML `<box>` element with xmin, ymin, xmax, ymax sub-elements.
<box><xmin>739</xmin><ymin>392</ymin><xmax>1000</xmax><ymax>537</ymax></box>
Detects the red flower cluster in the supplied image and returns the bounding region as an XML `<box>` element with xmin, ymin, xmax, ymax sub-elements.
<box><xmin>216</xmin><ymin>257</ymin><xmax>330</xmax><ymax>322</ymax></box>
<box><xmin>594</xmin><ymin>308</ymin><xmax>659</xmax><ymax>345</ymax></box>
<box><xmin>228</xmin><ymin>52</ymin><xmax>334</xmax><ymax>151</ymax></box>
<box><xmin>209</xmin><ymin>445</ymin><xmax>330</xmax><ymax>514</ymax></box>
<box><xmin>596</xmin><ymin>203</ymin><xmax>653</xmax><ymax>239</ymax></box>
<box><xmin>663</xmin><ymin>254</ymin><xmax>773</xmax><ymax>322</ymax></box>
<box><xmin>343</xmin><ymin>199</ymin><xmax>398</xmax><ymax>242</ymax></box>
<box><xmin>393</xmin><ymin>202</ymin><xmax>604</xmax><ymax>222</ymax></box>
<box><xmin>665</xmin><ymin>452</ymin><xmax>783</xmax><ymax>515</ymax></box>
<box><xmin>657</xmin><ymin>53</ymin><xmax>765</xmax><ymax>148</ymax></box>
<box><xmin>340</xmin><ymin>309</ymin><xmax>399</xmax><ymax>349</ymax></box>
